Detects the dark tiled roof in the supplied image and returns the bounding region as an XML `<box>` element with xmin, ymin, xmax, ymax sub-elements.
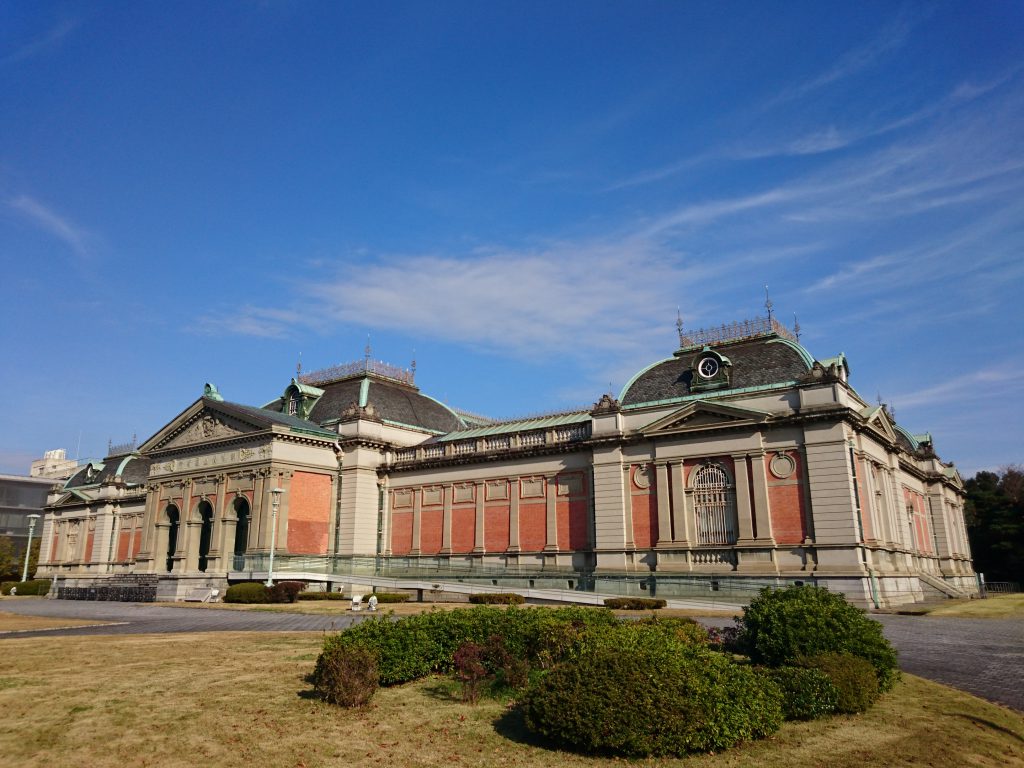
<box><xmin>622</xmin><ymin>337</ymin><xmax>811</xmax><ymax>406</ymax></box>
<box><xmin>307</xmin><ymin>375</ymin><xmax>464</xmax><ymax>433</ymax></box>
<box><xmin>210</xmin><ymin>399</ymin><xmax>335</xmax><ymax>437</ymax></box>
<box><xmin>65</xmin><ymin>454</ymin><xmax>151</xmax><ymax>489</ymax></box>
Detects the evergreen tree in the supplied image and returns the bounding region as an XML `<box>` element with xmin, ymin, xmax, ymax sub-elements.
<box><xmin>965</xmin><ymin>466</ymin><xmax>1024</xmax><ymax>583</ymax></box>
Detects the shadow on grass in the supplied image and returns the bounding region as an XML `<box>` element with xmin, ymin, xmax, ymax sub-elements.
<box><xmin>953</xmin><ymin>713</ymin><xmax>1024</xmax><ymax>742</ymax></box>
<box><xmin>493</xmin><ymin>706</ymin><xmax>561</xmax><ymax>751</ymax></box>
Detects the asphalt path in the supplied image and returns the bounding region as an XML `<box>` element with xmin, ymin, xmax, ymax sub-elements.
<box><xmin>2</xmin><ymin>598</ymin><xmax>1021</xmax><ymax>712</ymax></box>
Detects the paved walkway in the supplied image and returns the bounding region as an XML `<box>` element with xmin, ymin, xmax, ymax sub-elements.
<box><xmin>2</xmin><ymin>599</ymin><xmax>1021</xmax><ymax>712</ymax></box>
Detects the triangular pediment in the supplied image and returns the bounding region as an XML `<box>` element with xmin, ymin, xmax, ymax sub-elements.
<box><xmin>641</xmin><ymin>400</ymin><xmax>770</xmax><ymax>436</ymax></box>
<box><xmin>861</xmin><ymin>405</ymin><xmax>898</xmax><ymax>443</ymax></box>
<box><xmin>51</xmin><ymin>489</ymin><xmax>91</xmax><ymax>508</ymax></box>
<box><xmin>139</xmin><ymin>399</ymin><xmax>264</xmax><ymax>454</ymax></box>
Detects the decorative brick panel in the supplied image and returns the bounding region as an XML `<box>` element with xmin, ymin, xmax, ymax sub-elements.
<box><xmin>391</xmin><ymin>511</ymin><xmax>413</xmax><ymax>555</ymax></box>
<box><xmin>84</xmin><ymin>531</ymin><xmax>95</xmax><ymax>563</ymax></box>
<box><xmin>630</xmin><ymin>490</ymin><xmax>658</xmax><ymax>549</ymax></box>
<box><xmin>451</xmin><ymin>508</ymin><xmax>476</xmax><ymax>553</ymax></box>
<box><xmin>287</xmin><ymin>471</ymin><xmax>333</xmax><ymax>555</ymax></box>
<box><xmin>519</xmin><ymin>503</ymin><xmax>546</xmax><ymax>551</ymax></box>
<box><xmin>482</xmin><ymin>506</ymin><xmax>506</xmax><ymax>551</ymax></box>
<box><xmin>767</xmin><ymin>451</ymin><xmax>807</xmax><ymax>545</ymax></box>
<box><xmin>117</xmin><ymin>530</ymin><xmax>131</xmax><ymax>561</ymax></box>
<box><xmin>557</xmin><ymin>499</ymin><xmax>589</xmax><ymax>550</ymax></box>
<box><xmin>420</xmin><ymin>509</ymin><xmax>443</xmax><ymax>554</ymax></box>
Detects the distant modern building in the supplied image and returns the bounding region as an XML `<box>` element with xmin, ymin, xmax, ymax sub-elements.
<box><xmin>36</xmin><ymin>315</ymin><xmax>977</xmax><ymax>606</ymax></box>
<box><xmin>0</xmin><ymin>473</ymin><xmax>54</xmax><ymax>571</ymax></box>
<box><xmin>30</xmin><ymin>449</ymin><xmax>81</xmax><ymax>481</ymax></box>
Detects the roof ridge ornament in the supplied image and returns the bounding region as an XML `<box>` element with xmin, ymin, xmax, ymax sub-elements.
<box><xmin>764</xmin><ymin>284</ymin><xmax>774</xmax><ymax>322</ymax></box>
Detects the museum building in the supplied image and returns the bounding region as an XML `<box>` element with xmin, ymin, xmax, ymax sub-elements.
<box><xmin>35</xmin><ymin>315</ymin><xmax>977</xmax><ymax>606</ymax></box>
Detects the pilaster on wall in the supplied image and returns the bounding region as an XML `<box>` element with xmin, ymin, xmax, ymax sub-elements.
<box><xmin>337</xmin><ymin>466</ymin><xmax>384</xmax><ymax>556</ymax></box>
<box><xmin>592</xmin><ymin>445</ymin><xmax>628</xmax><ymax>551</ymax></box>
<box><xmin>803</xmin><ymin>423</ymin><xmax>864</xmax><ymax>573</ymax></box>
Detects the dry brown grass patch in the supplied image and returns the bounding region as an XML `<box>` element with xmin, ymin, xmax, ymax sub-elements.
<box><xmin>0</xmin><ymin>610</ymin><xmax>111</xmax><ymax>633</ymax></box>
<box><xmin>0</xmin><ymin>632</ymin><xmax>1020</xmax><ymax>768</ymax></box>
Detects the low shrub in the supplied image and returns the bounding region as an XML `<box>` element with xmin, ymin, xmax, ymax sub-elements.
<box><xmin>297</xmin><ymin>591</ymin><xmax>348</xmax><ymax>601</ymax></box>
<box><xmin>798</xmin><ymin>652</ymin><xmax>880</xmax><ymax>714</ymax></box>
<box><xmin>316</xmin><ymin>605</ymin><xmax>618</xmax><ymax>687</ymax></box>
<box><xmin>372</xmin><ymin>592</ymin><xmax>412</xmax><ymax>603</ymax></box>
<box><xmin>633</xmin><ymin>615</ymin><xmax>709</xmax><ymax>646</ymax></box>
<box><xmin>482</xmin><ymin>634</ymin><xmax>530</xmax><ymax>690</ymax></box>
<box><xmin>312</xmin><ymin>644</ymin><xmax>379</xmax><ymax>707</ymax></box>
<box><xmin>269</xmin><ymin>581</ymin><xmax>305</xmax><ymax>603</ymax></box>
<box><xmin>224</xmin><ymin>582</ymin><xmax>270</xmax><ymax>604</ymax></box>
<box><xmin>764</xmin><ymin>666</ymin><xmax>839</xmax><ymax>720</ymax></box>
<box><xmin>2</xmin><ymin>579</ymin><xmax>52</xmax><ymax>596</ymax></box>
<box><xmin>707</xmin><ymin>624</ymin><xmax>742</xmax><ymax>653</ymax></box>
<box><xmin>737</xmin><ymin>585</ymin><xmax>899</xmax><ymax>691</ymax></box>
<box><xmin>603</xmin><ymin>597</ymin><xmax>667</xmax><ymax>610</ymax></box>
<box><xmin>453</xmin><ymin>642</ymin><xmax>488</xmax><ymax>703</ymax></box>
<box><xmin>521</xmin><ymin>643</ymin><xmax>783</xmax><ymax>756</ymax></box>
<box><xmin>468</xmin><ymin>593</ymin><xmax>525</xmax><ymax>605</ymax></box>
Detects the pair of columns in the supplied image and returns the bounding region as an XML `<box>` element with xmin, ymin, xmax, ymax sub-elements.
<box><xmin>651</xmin><ymin>454</ymin><xmax>774</xmax><ymax>548</ymax></box>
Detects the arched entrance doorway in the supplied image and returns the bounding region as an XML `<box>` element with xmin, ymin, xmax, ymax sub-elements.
<box><xmin>165</xmin><ymin>505</ymin><xmax>180</xmax><ymax>573</ymax></box>
<box><xmin>233</xmin><ymin>497</ymin><xmax>250</xmax><ymax>570</ymax></box>
<box><xmin>197</xmin><ymin>500</ymin><xmax>214</xmax><ymax>572</ymax></box>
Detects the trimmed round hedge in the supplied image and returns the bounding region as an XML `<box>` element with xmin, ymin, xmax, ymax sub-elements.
<box><xmin>521</xmin><ymin>643</ymin><xmax>783</xmax><ymax>756</ymax></box>
<box><xmin>799</xmin><ymin>652</ymin><xmax>880</xmax><ymax>714</ymax></box>
<box><xmin>764</xmin><ymin>666</ymin><xmax>839</xmax><ymax>720</ymax></box>
<box><xmin>737</xmin><ymin>585</ymin><xmax>899</xmax><ymax>691</ymax></box>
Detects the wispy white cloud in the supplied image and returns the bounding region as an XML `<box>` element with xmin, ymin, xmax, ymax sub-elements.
<box><xmin>7</xmin><ymin>195</ymin><xmax>93</xmax><ymax>258</ymax></box>
<box><xmin>767</xmin><ymin>14</ymin><xmax>915</xmax><ymax>107</ymax></box>
<box><xmin>1</xmin><ymin>18</ymin><xmax>79</xmax><ymax>66</ymax></box>
<box><xmin>193</xmin><ymin>306</ymin><xmax>304</xmax><ymax>339</ymax></box>
<box><xmin>890</xmin><ymin>367</ymin><xmax>1024</xmax><ymax>410</ymax></box>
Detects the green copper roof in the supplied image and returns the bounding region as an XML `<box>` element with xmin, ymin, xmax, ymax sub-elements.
<box><xmin>439</xmin><ymin>410</ymin><xmax>590</xmax><ymax>441</ymax></box>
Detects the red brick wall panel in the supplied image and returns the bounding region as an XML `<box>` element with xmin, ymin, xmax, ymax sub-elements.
<box><xmin>84</xmin><ymin>531</ymin><xmax>95</xmax><ymax>562</ymax></box>
<box><xmin>484</xmin><ymin>506</ymin><xmax>510</xmax><ymax>551</ymax></box>
<box><xmin>630</xmin><ymin>491</ymin><xmax>658</xmax><ymax>549</ymax></box>
<box><xmin>286</xmin><ymin>472</ymin><xmax>332</xmax><ymax>555</ymax></box>
<box><xmin>451</xmin><ymin>508</ymin><xmax>476</xmax><ymax>554</ymax></box>
<box><xmin>519</xmin><ymin>503</ymin><xmax>546</xmax><ymax>551</ymax></box>
<box><xmin>116</xmin><ymin>530</ymin><xmax>131</xmax><ymax>561</ymax></box>
<box><xmin>766</xmin><ymin>452</ymin><xmax>808</xmax><ymax>545</ymax></box>
<box><xmin>420</xmin><ymin>509</ymin><xmax>443</xmax><ymax>554</ymax></box>
<box><xmin>557</xmin><ymin>499</ymin><xmax>590</xmax><ymax>550</ymax></box>
<box><xmin>390</xmin><ymin>511</ymin><xmax>413</xmax><ymax>555</ymax></box>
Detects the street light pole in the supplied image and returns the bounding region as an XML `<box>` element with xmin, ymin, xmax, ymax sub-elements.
<box><xmin>22</xmin><ymin>514</ymin><xmax>40</xmax><ymax>583</ymax></box>
<box><xmin>265</xmin><ymin>488</ymin><xmax>285</xmax><ymax>587</ymax></box>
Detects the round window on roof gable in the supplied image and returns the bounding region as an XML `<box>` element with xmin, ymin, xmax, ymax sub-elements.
<box><xmin>697</xmin><ymin>356</ymin><xmax>720</xmax><ymax>379</ymax></box>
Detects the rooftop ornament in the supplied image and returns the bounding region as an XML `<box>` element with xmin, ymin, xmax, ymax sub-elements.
<box><xmin>678</xmin><ymin>315</ymin><xmax>798</xmax><ymax>349</ymax></box>
<box><xmin>298</xmin><ymin>358</ymin><xmax>416</xmax><ymax>387</ymax></box>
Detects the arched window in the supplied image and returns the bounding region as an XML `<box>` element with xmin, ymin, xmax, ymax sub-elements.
<box><xmin>197</xmin><ymin>501</ymin><xmax>214</xmax><ymax>573</ymax></box>
<box><xmin>165</xmin><ymin>505</ymin><xmax>180</xmax><ymax>573</ymax></box>
<box><xmin>233</xmin><ymin>497</ymin><xmax>250</xmax><ymax>559</ymax></box>
<box><xmin>692</xmin><ymin>464</ymin><xmax>737</xmax><ymax>545</ymax></box>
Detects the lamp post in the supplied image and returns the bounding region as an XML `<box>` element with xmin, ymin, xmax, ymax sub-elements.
<box><xmin>22</xmin><ymin>514</ymin><xmax>40</xmax><ymax>583</ymax></box>
<box><xmin>265</xmin><ymin>488</ymin><xmax>285</xmax><ymax>587</ymax></box>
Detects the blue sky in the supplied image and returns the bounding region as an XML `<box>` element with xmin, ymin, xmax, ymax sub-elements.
<box><xmin>1</xmin><ymin>1</ymin><xmax>1022</xmax><ymax>477</ymax></box>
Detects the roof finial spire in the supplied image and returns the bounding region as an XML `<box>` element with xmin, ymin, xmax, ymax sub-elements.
<box><xmin>296</xmin><ymin>352</ymin><xmax>302</xmax><ymax>378</ymax></box>
<box><xmin>676</xmin><ymin>307</ymin><xmax>684</xmax><ymax>347</ymax></box>
<box><xmin>411</xmin><ymin>351</ymin><xmax>417</xmax><ymax>382</ymax></box>
<box><xmin>364</xmin><ymin>335</ymin><xmax>372</xmax><ymax>370</ymax></box>
<box><xmin>764</xmin><ymin>284</ymin><xmax>774</xmax><ymax>322</ymax></box>
<box><xmin>793</xmin><ymin>313</ymin><xmax>801</xmax><ymax>342</ymax></box>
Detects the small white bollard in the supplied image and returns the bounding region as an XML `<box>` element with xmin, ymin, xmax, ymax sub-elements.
<box><xmin>351</xmin><ymin>594</ymin><xmax>363</xmax><ymax>611</ymax></box>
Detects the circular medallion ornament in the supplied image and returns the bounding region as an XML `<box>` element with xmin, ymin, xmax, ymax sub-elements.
<box><xmin>769</xmin><ymin>452</ymin><xmax>796</xmax><ymax>479</ymax></box>
<box><xmin>633</xmin><ymin>464</ymin><xmax>652</xmax><ymax>489</ymax></box>
<box><xmin>697</xmin><ymin>357</ymin><xmax>720</xmax><ymax>379</ymax></box>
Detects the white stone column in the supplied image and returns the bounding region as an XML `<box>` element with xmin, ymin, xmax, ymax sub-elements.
<box><xmin>750</xmin><ymin>453</ymin><xmax>775</xmax><ymax>543</ymax></box>
<box><xmin>655</xmin><ymin>463</ymin><xmax>672</xmax><ymax>546</ymax></box>
<box><xmin>473</xmin><ymin>481</ymin><xmax>485</xmax><ymax>553</ymax></box>
<box><xmin>440</xmin><ymin>485</ymin><xmax>453</xmax><ymax>554</ymax></box>
<box><xmin>732</xmin><ymin>455</ymin><xmax>755</xmax><ymax>542</ymax></box>
<box><xmin>544</xmin><ymin>477</ymin><xmax>558</xmax><ymax>551</ymax></box>
<box><xmin>508</xmin><ymin>481</ymin><xmax>520</xmax><ymax>552</ymax></box>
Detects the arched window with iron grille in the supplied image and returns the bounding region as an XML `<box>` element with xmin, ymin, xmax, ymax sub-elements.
<box><xmin>692</xmin><ymin>463</ymin><xmax>737</xmax><ymax>545</ymax></box>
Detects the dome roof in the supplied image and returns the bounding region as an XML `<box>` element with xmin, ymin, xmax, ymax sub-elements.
<box><xmin>65</xmin><ymin>453</ymin><xmax>151</xmax><ymax>489</ymax></box>
<box><xmin>308</xmin><ymin>375</ymin><xmax>465</xmax><ymax>433</ymax></box>
<box><xmin>621</xmin><ymin>336</ymin><xmax>812</xmax><ymax>406</ymax></box>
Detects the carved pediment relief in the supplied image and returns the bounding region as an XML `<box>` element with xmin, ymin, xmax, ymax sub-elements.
<box><xmin>861</xmin><ymin>406</ymin><xmax>898</xmax><ymax>443</ymax></box>
<box><xmin>641</xmin><ymin>401</ymin><xmax>770</xmax><ymax>436</ymax></box>
<box><xmin>163</xmin><ymin>413</ymin><xmax>244</xmax><ymax>449</ymax></box>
